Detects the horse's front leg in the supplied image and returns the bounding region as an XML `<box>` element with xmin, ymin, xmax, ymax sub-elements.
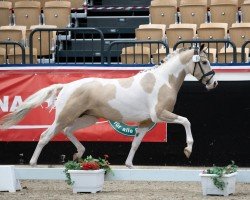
<box><xmin>158</xmin><ymin>110</ymin><xmax>194</xmax><ymax>158</ymax></box>
<box><xmin>125</xmin><ymin>120</ymin><xmax>154</xmax><ymax>168</ymax></box>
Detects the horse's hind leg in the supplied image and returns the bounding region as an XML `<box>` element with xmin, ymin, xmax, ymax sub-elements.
<box><xmin>64</xmin><ymin>115</ymin><xmax>98</xmax><ymax>160</ymax></box>
<box><xmin>30</xmin><ymin>122</ymin><xmax>62</xmax><ymax>166</ymax></box>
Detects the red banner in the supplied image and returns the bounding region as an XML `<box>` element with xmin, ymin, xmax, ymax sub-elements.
<box><xmin>0</xmin><ymin>68</ymin><xmax>167</xmax><ymax>142</ymax></box>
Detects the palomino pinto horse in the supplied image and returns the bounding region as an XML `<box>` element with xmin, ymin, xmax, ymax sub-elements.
<box><xmin>0</xmin><ymin>44</ymin><xmax>217</xmax><ymax>168</ymax></box>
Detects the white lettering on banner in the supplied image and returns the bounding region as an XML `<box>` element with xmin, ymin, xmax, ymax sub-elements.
<box><xmin>0</xmin><ymin>96</ymin><xmax>8</xmax><ymax>112</ymax></box>
<box><xmin>0</xmin><ymin>96</ymin><xmax>23</xmax><ymax>112</ymax></box>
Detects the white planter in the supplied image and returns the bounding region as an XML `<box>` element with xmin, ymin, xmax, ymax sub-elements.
<box><xmin>68</xmin><ymin>169</ymin><xmax>105</xmax><ymax>193</ymax></box>
<box><xmin>199</xmin><ymin>172</ymin><xmax>237</xmax><ymax>196</ymax></box>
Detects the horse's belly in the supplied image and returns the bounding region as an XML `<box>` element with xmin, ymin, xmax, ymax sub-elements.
<box><xmin>109</xmin><ymin>99</ymin><xmax>150</xmax><ymax>122</ymax></box>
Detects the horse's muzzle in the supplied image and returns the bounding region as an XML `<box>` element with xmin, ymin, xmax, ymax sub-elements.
<box><xmin>206</xmin><ymin>80</ymin><xmax>218</xmax><ymax>90</ymax></box>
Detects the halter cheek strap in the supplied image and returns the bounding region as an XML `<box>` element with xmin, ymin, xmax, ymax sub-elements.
<box><xmin>193</xmin><ymin>61</ymin><xmax>215</xmax><ymax>85</ymax></box>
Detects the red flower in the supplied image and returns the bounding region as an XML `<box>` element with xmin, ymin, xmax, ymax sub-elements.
<box><xmin>82</xmin><ymin>161</ymin><xmax>100</xmax><ymax>170</ymax></box>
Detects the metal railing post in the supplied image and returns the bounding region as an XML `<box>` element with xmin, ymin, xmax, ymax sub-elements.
<box><xmin>0</xmin><ymin>41</ymin><xmax>26</xmax><ymax>64</ymax></box>
<box><xmin>29</xmin><ymin>27</ymin><xmax>105</xmax><ymax>65</ymax></box>
<box><xmin>173</xmin><ymin>39</ymin><xmax>237</xmax><ymax>63</ymax></box>
<box><xmin>107</xmin><ymin>40</ymin><xmax>169</xmax><ymax>65</ymax></box>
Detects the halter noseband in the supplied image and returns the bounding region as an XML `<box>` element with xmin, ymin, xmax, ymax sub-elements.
<box><xmin>192</xmin><ymin>48</ymin><xmax>215</xmax><ymax>85</ymax></box>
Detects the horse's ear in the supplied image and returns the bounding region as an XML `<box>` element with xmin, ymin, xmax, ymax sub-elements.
<box><xmin>200</xmin><ymin>44</ymin><xmax>205</xmax><ymax>51</ymax></box>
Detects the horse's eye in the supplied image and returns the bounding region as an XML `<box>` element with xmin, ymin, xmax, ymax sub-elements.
<box><xmin>202</xmin><ymin>61</ymin><xmax>208</xmax><ymax>65</ymax></box>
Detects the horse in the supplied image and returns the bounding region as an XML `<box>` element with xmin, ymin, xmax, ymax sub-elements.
<box><xmin>0</xmin><ymin>44</ymin><xmax>218</xmax><ymax>168</ymax></box>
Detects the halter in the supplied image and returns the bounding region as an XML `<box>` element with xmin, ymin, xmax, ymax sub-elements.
<box><xmin>192</xmin><ymin>48</ymin><xmax>215</xmax><ymax>85</ymax></box>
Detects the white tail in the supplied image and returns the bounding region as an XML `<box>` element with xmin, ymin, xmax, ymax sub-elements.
<box><xmin>0</xmin><ymin>84</ymin><xmax>64</xmax><ymax>129</ymax></box>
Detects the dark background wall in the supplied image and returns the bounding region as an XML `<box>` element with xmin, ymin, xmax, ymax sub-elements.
<box><xmin>0</xmin><ymin>81</ymin><xmax>249</xmax><ymax>167</ymax></box>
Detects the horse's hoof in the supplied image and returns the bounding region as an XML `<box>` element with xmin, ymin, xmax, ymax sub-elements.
<box><xmin>30</xmin><ymin>161</ymin><xmax>37</xmax><ymax>167</ymax></box>
<box><xmin>184</xmin><ymin>147</ymin><xmax>192</xmax><ymax>158</ymax></box>
<box><xmin>125</xmin><ymin>162</ymin><xmax>134</xmax><ymax>169</ymax></box>
<box><xmin>73</xmin><ymin>153</ymin><xmax>78</xmax><ymax>161</ymax></box>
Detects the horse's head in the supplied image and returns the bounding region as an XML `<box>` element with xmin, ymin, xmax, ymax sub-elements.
<box><xmin>189</xmin><ymin>44</ymin><xmax>218</xmax><ymax>90</ymax></box>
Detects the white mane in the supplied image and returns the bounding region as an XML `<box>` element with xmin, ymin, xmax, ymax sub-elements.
<box><xmin>140</xmin><ymin>48</ymin><xmax>189</xmax><ymax>73</ymax></box>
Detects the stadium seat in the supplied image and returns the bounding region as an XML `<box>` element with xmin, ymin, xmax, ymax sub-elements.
<box><xmin>179</xmin><ymin>0</ymin><xmax>208</xmax><ymax>26</ymax></box>
<box><xmin>8</xmin><ymin>47</ymin><xmax>38</xmax><ymax>64</ymax></box>
<box><xmin>240</xmin><ymin>0</ymin><xmax>250</xmax><ymax>22</ymax></box>
<box><xmin>210</xmin><ymin>0</ymin><xmax>244</xmax><ymax>7</ymax></box>
<box><xmin>29</xmin><ymin>25</ymin><xmax>57</xmax><ymax>59</ymax></box>
<box><xmin>197</xmin><ymin>23</ymin><xmax>228</xmax><ymax>62</ymax></box>
<box><xmin>43</xmin><ymin>1</ymin><xmax>71</xmax><ymax>28</ymax></box>
<box><xmin>209</xmin><ymin>0</ymin><xmax>239</xmax><ymax>27</ymax></box>
<box><xmin>0</xmin><ymin>47</ymin><xmax>6</xmax><ymax>64</ymax></box>
<box><xmin>0</xmin><ymin>25</ymin><xmax>26</xmax><ymax>52</ymax></box>
<box><xmin>14</xmin><ymin>1</ymin><xmax>41</xmax><ymax>28</ymax></box>
<box><xmin>66</xmin><ymin>0</ymin><xmax>83</xmax><ymax>9</ymax></box>
<box><xmin>120</xmin><ymin>46</ymin><xmax>151</xmax><ymax>64</ymax></box>
<box><xmin>0</xmin><ymin>1</ymin><xmax>12</xmax><ymax>26</ymax></box>
<box><xmin>229</xmin><ymin>22</ymin><xmax>250</xmax><ymax>48</ymax></box>
<box><xmin>32</xmin><ymin>0</ymin><xmax>49</xmax><ymax>8</ymax></box>
<box><xmin>197</xmin><ymin>23</ymin><xmax>228</xmax><ymax>49</ymax></box>
<box><xmin>149</xmin><ymin>0</ymin><xmax>177</xmax><ymax>27</ymax></box>
<box><xmin>207</xmin><ymin>0</ymin><xmax>211</xmax><ymax>6</ymax></box>
<box><xmin>177</xmin><ymin>0</ymin><xmax>181</xmax><ymax>7</ymax></box>
<box><xmin>135</xmin><ymin>24</ymin><xmax>167</xmax><ymax>53</ymax></box>
<box><xmin>37</xmin><ymin>0</ymin><xmax>82</xmax><ymax>9</ymax></box>
<box><xmin>97</xmin><ymin>0</ymin><xmax>151</xmax><ymax>7</ymax></box>
<box><xmin>219</xmin><ymin>22</ymin><xmax>250</xmax><ymax>63</ymax></box>
<box><xmin>166</xmin><ymin>23</ymin><xmax>197</xmax><ymax>49</ymax></box>
<box><xmin>238</xmin><ymin>0</ymin><xmax>245</xmax><ymax>6</ymax></box>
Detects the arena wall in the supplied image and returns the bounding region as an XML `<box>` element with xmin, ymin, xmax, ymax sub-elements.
<box><xmin>0</xmin><ymin>65</ymin><xmax>249</xmax><ymax>167</ymax></box>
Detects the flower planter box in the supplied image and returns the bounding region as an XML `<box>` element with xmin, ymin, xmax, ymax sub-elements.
<box><xmin>199</xmin><ymin>172</ymin><xmax>237</xmax><ymax>196</ymax></box>
<box><xmin>68</xmin><ymin>169</ymin><xmax>105</xmax><ymax>193</ymax></box>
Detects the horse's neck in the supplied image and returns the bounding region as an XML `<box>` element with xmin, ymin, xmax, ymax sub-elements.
<box><xmin>156</xmin><ymin>56</ymin><xmax>188</xmax><ymax>92</ymax></box>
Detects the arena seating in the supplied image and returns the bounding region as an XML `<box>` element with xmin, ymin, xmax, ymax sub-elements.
<box><xmin>218</xmin><ymin>22</ymin><xmax>250</xmax><ymax>63</ymax></box>
<box><xmin>149</xmin><ymin>0</ymin><xmax>177</xmax><ymax>27</ymax></box>
<box><xmin>14</xmin><ymin>1</ymin><xmax>41</xmax><ymax>28</ymax></box>
<box><xmin>29</xmin><ymin>24</ymin><xmax>57</xmax><ymax>61</ymax></box>
<box><xmin>135</xmin><ymin>24</ymin><xmax>166</xmax><ymax>52</ymax></box>
<box><xmin>8</xmin><ymin>47</ymin><xmax>38</xmax><ymax>64</ymax></box>
<box><xmin>121</xmin><ymin>46</ymin><xmax>151</xmax><ymax>64</ymax></box>
<box><xmin>120</xmin><ymin>23</ymin><xmax>166</xmax><ymax>64</ymax></box>
<box><xmin>230</xmin><ymin>22</ymin><xmax>250</xmax><ymax>48</ymax></box>
<box><xmin>166</xmin><ymin>23</ymin><xmax>197</xmax><ymax>49</ymax></box>
<box><xmin>179</xmin><ymin>0</ymin><xmax>208</xmax><ymax>26</ymax></box>
<box><xmin>0</xmin><ymin>1</ymin><xmax>12</xmax><ymax>26</ymax></box>
<box><xmin>197</xmin><ymin>23</ymin><xmax>228</xmax><ymax>62</ymax></box>
<box><xmin>240</xmin><ymin>0</ymin><xmax>250</xmax><ymax>22</ymax></box>
<box><xmin>43</xmin><ymin>1</ymin><xmax>71</xmax><ymax>28</ymax></box>
<box><xmin>0</xmin><ymin>47</ymin><xmax>6</xmax><ymax>63</ymax></box>
<box><xmin>209</xmin><ymin>0</ymin><xmax>239</xmax><ymax>27</ymax></box>
<box><xmin>0</xmin><ymin>0</ymin><xmax>250</xmax><ymax>64</ymax></box>
<box><xmin>0</xmin><ymin>25</ymin><xmax>26</xmax><ymax>51</ymax></box>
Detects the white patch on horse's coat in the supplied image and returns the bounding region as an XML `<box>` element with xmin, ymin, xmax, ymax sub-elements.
<box><xmin>108</xmin><ymin>75</ymin><xmax>151</xmax><ymax>122</ymax></box>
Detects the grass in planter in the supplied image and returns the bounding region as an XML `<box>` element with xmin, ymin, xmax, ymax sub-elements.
<box><xmin>64</xmin><ymin>161</ymin><xmax>81</xmax><ymax>185</ymax></box>
<box><xmin>205</xmin><ymin>161</ymin><xmax>238</xmax><ymax>190</ymax></box>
